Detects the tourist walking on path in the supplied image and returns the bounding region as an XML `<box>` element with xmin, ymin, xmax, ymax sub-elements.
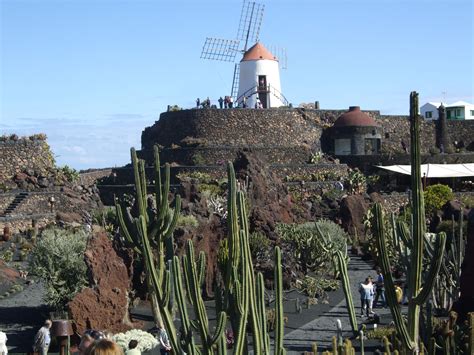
<box><xmin>33</xmin><ymin>319</ymin><xmax>52</xmax><ymax>355</ymax></box>
<box><xmin>218</xmin><ymin>96</ymin><xmax>224</xmax><ymax>109</ymax></box>
<box><xmin>196</xmin><ymin>98</ymin><xmax>200</xmax><ymax>108</ymax></box>
<box><xmin>359</xmin><ymin>277</ymin><xmax>375</xmax><ymax>317</ymax></box>
<box><xmin>374</xmin><ymin>268</ymin><xmax>386</xmax><ymax>308</ymax></box>
<box><xmin>229</xmin><ymin>96</ymin><xmax>233</xmax><ymax>108</ymax></box>
<box><xmin>157</xmin><ymin>325</ymin><xmax>171</xmax><ymax>355</ymax></box>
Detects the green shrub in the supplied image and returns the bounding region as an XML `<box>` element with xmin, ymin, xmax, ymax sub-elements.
<box><xmin>295</xmin><ymin>275</ymin><xmax>339</xmax><ymax>298</ymax></box>
<box><xmin>277</xmin><ymin>220</ymin><xmax>347</xmax><ymax>274</ymax></box>
<box><xmin>424</xmin><ymin>184</ymin><xmax>454</xmax><ymax>215</ymax></box>
<box><xmin>29</xmin><ymin>227</ymin><xmax>89</xmax><ymax>310</ymax></box>
<box><xmin>460</xmin><ymin>194</ymin><xmax>474</xmax><ymax>209</ymax></box>
<box><xmin>92</xmin><ymin>207</ymin><xmax>117</xmax><ymax>233</ymax></box>
<box><xmin>1</xmin><ymin>250</ymin><xmax>13</xmax><ymax>262</ymax></box>
<box><xmin>176</xmin><ymin>214</ymin><xmax>199</xmax><ymax>228</ymax></box>
<box><xmin>249</xmin><ymin>231</ymin><xmax>270</xmax><ymax>261</ymax></box>
<box><xmin>57</xmin><ymin>165</ymin><xmax>80</xmax><ymax>182</ymax></box>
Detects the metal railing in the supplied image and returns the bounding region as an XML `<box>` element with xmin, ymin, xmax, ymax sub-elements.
<box><xmin>236</xmin><ymin>84</ymin><xmax>289</xmax><ymax>107</ymax></box>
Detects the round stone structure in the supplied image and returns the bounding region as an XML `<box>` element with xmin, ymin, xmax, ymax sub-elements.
<box><xmin>331</xmin><ymin>106</ymin><xmax>382</xmax><ymax>155</ymax></box>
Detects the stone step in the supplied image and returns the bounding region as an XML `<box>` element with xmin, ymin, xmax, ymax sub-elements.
<box><xmin>2</xmin><ymin>192</ymin><xmax>29</xmax><ymax>215</ymax></box>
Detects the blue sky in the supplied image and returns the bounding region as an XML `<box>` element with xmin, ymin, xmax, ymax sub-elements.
<box><xmin>1</xmin><ymin>0</ymin><xmax>472</xmax><ymax>170</ymax></box>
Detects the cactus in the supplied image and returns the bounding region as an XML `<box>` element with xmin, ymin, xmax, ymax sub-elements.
<box><xmin>335</xmin><ymin>251</ymin><xmax>358</xmax><ymax>335</ymax></box>
<box><xmin>173</xmin><ymin>241</ymin><xmax>226</xmax><ymax>354</ymax></box>
<box><xmin>115</xmin><ymin>147</ymin><xmax>181</xmax><ymax>346</ymax></box>
<box><xmin>274</xmin><ymin>246</ymin><xmax>285</xmax><ymax>355</ymax></box>
<box><xmin>116</xmin><ymin>148</ymin><xmax>286</xmax><ymax>354</ymax></box>
<box><xmin>373</xmin><ymin>92</ymin><xmax>447</xmax><ymax>353</ymax></box>
<box><xmin>221</xmin><ymin>162</ymin><xmax>286</xmax><ymax>355</ymax></box>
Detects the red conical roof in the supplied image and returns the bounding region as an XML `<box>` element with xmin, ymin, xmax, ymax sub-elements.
<box><xmin>334</xmin><ymin>106</ymin><xmax>377</xmax><ymax>127</ymax></box>
<box><xmin>241</xmin><ymin>42</ymin><xmax>278</xmax><ymax>61</ymax></box>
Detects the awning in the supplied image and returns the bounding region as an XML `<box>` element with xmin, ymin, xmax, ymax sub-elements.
<box><xmin>376</xmin><ymin>163</ymin><xmax>474</xmax><ymax>178</ymax></box>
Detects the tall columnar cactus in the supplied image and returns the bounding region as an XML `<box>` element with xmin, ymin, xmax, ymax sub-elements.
<box><xmin>173</xmin><ymin>241</ymin><xmax>226</xmax><ymax>355</ymax></box>
<box><xmin>222</xmin><ymin>162</ymin><xmax>286</xmax><ymax>354</ymax></box>
<box><xmin>116</xmin><ymin>149</ymin><xmax>286</xmax><ymax>354</ymax></box>
<box><xmin>274</xmin><ymin>246</ymin><xmax>285</xmax><ymax>355</ymax></box>
<box><xmin>335</xmin><ymin>250</ymin><xmax>358</xmax><ymax>335</ymax></box>
<box><xmin>115</xmin><ymin>146</ymin><xmax>181</xmax><ymax>350</ymax></box>
<box><xmin>373</xmin><ymin>92</ymin><xmax>446</xmax><ymax>353</ymax></box>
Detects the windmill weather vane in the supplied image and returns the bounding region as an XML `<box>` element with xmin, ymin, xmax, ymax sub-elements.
<box><xmin>200</xmin><ymin>0</ymin><xmax>288</xmax><ymax>108</ymax></box>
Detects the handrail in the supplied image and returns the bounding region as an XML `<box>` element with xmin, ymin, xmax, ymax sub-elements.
<box><xmin>236</xmin><ymin>84</ymin><xmax>289</xmax><ymax>107</ymax></box>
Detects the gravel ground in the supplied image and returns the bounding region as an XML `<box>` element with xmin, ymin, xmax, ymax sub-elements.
<box><xmin>1</xmin><ymin>253</ymin><xmax>400</xmax><ymax>354</ymax></box>
<box><xmin>284</xmin><ymin>254</ymin><xmax>405</xmax><ymax>354</ymax></box>
<box><xmin>0</xmin><ymin>280</ymin><xmax>50</xmax><ymax>353</ymax></box>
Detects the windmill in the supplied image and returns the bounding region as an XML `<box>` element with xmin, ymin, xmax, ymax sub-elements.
<box><xmin>200</xmin><ymin>0</ymin><xmax>287</xmax><ymax>102</ymax></box>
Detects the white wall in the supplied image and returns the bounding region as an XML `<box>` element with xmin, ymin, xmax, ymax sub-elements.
<box><xmin>237</xmin><ymin>59</ymin><xmax>284</xmax><ymax>108</ymax></box>
<box><xmin>464</xmin><ymin>104</ymin><xmax>474</xmax><ymax>120</ymax></box>
<box><xmin>420</xmin><ymin>103</ymin><xmax>439</xmax><ymax>120</ymax></box>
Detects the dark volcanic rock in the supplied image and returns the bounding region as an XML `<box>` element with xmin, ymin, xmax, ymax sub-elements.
<box><xmin>176</xmin><ymin>180</ymin><xmax>225</xmax><ymax>298</ymax></box>
<box><xmin>68</xmin><ymin>232</ymin><xmax>137</xmax><ymax>334</ymax></box>
<box><xmin>339</xmin><ymin>195</ymin><xmax>369</xmax><ymax>238</ymax></box>
<box><xmin>442</xmin><ymin>200</ymin><xmax>469</xmax><ymax>221</ymax></box>
<box><xmin>233</xmin><ymin>151</ymin><xmax>296</xmax><ymax>239</ymax></box>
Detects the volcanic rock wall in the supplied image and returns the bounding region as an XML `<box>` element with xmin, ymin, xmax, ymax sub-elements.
<box><xmin>0</xmin><ymin>138</ymin><xmax>55</xmax><ymax>183</ymax></box>
<box><xmin>141</xmin><ymin>108</ymin><xmax>474</xmax><ymax>166</ymax></box>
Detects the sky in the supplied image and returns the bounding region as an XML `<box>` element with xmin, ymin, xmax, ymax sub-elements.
<box><xmin>1</xmin><ymin>0</ymin><xmax>473</xmax><ymax>170</ymax></box>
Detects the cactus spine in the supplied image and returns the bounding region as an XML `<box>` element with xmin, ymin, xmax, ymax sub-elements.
<box><xmin>373</xmin><ymin>92</ymin><xmax>446</xmax><ymax>353</ymax></box>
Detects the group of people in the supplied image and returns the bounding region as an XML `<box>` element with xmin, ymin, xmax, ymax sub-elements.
<box><xmin>196</xmin><ymin>96</ymin><xmax>235</xmax><ymax>109</ymax></box>
<box><xmin>359</xmin><ymin>268</ymin><xmax>404</xmax><ymax>317</ymax></box>
<box><xmin>196</xmin><ymin>95</ymin><xmax>264</xmax><ymax>109</ymax></box>
<box><xmin>25</xmin><ymin>320</ymin><xmax>172</xmax><ymax>355</ymax></box>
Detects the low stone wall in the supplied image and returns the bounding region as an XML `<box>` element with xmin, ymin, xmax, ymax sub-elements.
<box><xmin>78</xmin><ymin>169</ymin><xmax>113</xmax><ymax>186</ymax></box>
<box><xmin>138</xmin><ymin>146</ymin><xmax>313</xmax><ymax>166</ymax></box>
<box><xmin>0</xmin><ymin>190</ymin><xmax>84</xmax><ymax>233</ymax></box>
<box><xmin>0</xmin><ymin>215</ymin><xmax>54</xmax><ymax>234</ymax></box>
<box><xmin>0</xmin><ymin>139</ymin><xmax>55</xmax><ymax>183</ymax></box>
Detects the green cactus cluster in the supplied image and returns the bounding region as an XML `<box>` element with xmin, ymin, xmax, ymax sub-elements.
<box><xmin>372</xmin><ymin>92</ymin><xmax>447</xmax><ymax>353</ymax></box>
<box><xmin>116</xmin><ymin>146</ymin><xmax>287</xmax><ymax>354</ymax></box>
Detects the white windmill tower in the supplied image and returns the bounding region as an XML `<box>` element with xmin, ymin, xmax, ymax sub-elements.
<box><xmin>238</xmin><ymin>42</ymin><xmax>284</xmax><ymax>108</ymax></box>
<box><xmin>200</xmin><ymin>0</ymin><xmax>288</xmax><ymax>108</ymax></box>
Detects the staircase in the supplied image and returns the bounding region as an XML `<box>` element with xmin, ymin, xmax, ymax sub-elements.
<box><xmin>1</xmin><ymin>192</ymin><xmax>29</xmax><ymax>216</ymax></box>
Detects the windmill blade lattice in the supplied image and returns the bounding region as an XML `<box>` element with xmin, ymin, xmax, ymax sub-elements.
<box><xmin>200</xmin><ymin>38</ymin><xmax>241</xmax><ymax>62</ymax></box>
<box><xmin>267</xmin><ymin>45</ymin><xmax>288</xmax><ymax>70</ymax></box>
<box><xmin>236</xmin><ymin>0</ymin><xmax>265</xmax><ymax>50</ymax></box>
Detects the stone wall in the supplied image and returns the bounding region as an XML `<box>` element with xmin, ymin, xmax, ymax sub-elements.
<box><xmin>78</xmin><ymin>169</ymin><xmax>113</xmax><ymax>186</ymax></box>
<box><xmin>0</xmin><ymin>138</ymin><xmax>55</xmax><ymax>183</ymax></box>
<box><xmin>139</xmin><ymin>146</ymin><xmax>313</xmax><ymax>165</ymax></box>
<box><xmin>141</xmin><ymin>109</ymin><xmax>474</xmax><ymax>166</ymax></box>
<box><xmin>378</xmin><ymin>116</ymin><xmax>436</xmax><ymax>155</ymax></box>
<box><xmin>447</xmin><ymin>120</ymin><xmax>474</xmax><ymax>149</ymax></box>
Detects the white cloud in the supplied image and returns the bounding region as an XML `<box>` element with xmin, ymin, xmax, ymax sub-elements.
<box><xmin>2</xmin><ymin>114</ymin><xmax>155</xmax><ymax>170</ymax></box>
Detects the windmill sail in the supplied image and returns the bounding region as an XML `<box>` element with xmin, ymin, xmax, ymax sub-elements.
<box><xmin>236</xmin><ymin>0</ymin><xmax>265</xmax><ymax>50</ymax></box>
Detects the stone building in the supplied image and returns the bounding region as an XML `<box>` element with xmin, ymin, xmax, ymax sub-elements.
<box><xmin>329</xmin><ymin>106</ymin><xmax>382</xmax><ymax>156</ymax></box>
